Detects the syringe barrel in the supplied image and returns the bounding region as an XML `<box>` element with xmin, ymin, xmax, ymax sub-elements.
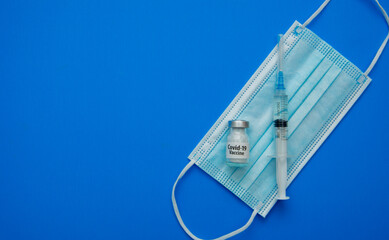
<box><xmin>274</xmin><ymin>91</ymin><xmax>288</xmax><ymax>122</ymax></box>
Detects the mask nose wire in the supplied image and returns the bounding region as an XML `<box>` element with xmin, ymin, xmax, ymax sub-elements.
<box><xmin>301</xmin><ymin>0</ymin><xmax>389</xmax><ymax>76</ymax></box>
<box><xmin>172</xmin><ymin>160</ymin><xmax>260</xmax><ymax>240</ymax></box>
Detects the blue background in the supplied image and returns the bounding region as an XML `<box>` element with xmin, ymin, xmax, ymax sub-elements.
<box><xmin>0</xmin><ymin>0</ymin><xmax>388</xmax><ymax>239</ymax></box>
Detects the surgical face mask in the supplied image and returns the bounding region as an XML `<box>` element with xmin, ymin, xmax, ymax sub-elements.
<box><xmin>172</xmin><ymin>0</ymin><xmax>389</xmax><ymax>239</ymax></box>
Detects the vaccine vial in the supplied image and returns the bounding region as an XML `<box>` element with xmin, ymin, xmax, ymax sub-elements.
<box><xmin>226</xmin><ymin>120</ymin><xmax>250</xmax><ymax>167</ymax></box>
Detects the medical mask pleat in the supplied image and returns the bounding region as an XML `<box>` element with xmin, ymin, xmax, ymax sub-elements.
<box><xmin>287</xmin><ymin>65</ymin><xmax>343</xmax><ymax>133</ymax></box>
<box><xmin>289</xmin><ymin>73</ymin><xmax>357</xmax><ymax>162</ymax></box>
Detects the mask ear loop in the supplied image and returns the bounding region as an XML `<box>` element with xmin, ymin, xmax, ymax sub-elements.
<box><xmin>172</xmin><ymin>160</ymin><xmax>260</xmax><ymax>240</ymax></box>
<box><xmin>365</xmin><ymin>0</ymin><xmax>389</xmax><ymax>75</ymax></box>
<box><xmin>301</xmin><ymin>0</ymin><xmax>331</xmax><ymax>28</ymax></box>
<box><xmin>301</xmin><ymin>0</ymin><xmax>389</xmax><ymax>76</ymax></box>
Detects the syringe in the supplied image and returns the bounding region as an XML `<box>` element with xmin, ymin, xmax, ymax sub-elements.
<box><xmin>274</xmin><ymin>34</ymin><xmax>289</xmax><ymax>200</ymax></box>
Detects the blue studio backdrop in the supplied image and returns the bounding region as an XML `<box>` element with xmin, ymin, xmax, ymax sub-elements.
<box><xmin>0</xmin><ymin>0</ymin><xmax>388</xmax><ymax>239</ymax></box>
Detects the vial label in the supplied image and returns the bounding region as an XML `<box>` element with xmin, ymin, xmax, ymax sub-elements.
<box><xmin>226</xmin><ymin>143</ymin><xmax>249</xmax><ymax>159</ymax></box>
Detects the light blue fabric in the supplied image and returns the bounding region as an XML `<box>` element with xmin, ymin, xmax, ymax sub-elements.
<box><xmin>188</xmin><ymin>21</ymin><xmax>371</xmax><ymax>217</ymax></box>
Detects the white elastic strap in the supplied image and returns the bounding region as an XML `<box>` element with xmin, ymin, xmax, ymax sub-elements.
<box><xmin>302</xmin><ymin>0</ymin><xmax>389</xmax><ymax>75</ymax></box>
<box><xmin>365</xmin><ymin>0</ymin><xmax>389</xmax><ymax>75</ymax></box>
<box><xmin>172</xmin><ymin>160</ymin><xmax>259</xmax><ymax>240</ymax></box>
<box><xmin>302</xmin><ymin>0</ymin><xmax>331</xmax><ymax>28</ymax></box>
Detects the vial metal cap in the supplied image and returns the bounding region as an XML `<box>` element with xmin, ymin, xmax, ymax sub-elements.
<box><xmin>228</xmin><ymin>120</ymin><xmax>249</xmax><ymax>128</ymax></box>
